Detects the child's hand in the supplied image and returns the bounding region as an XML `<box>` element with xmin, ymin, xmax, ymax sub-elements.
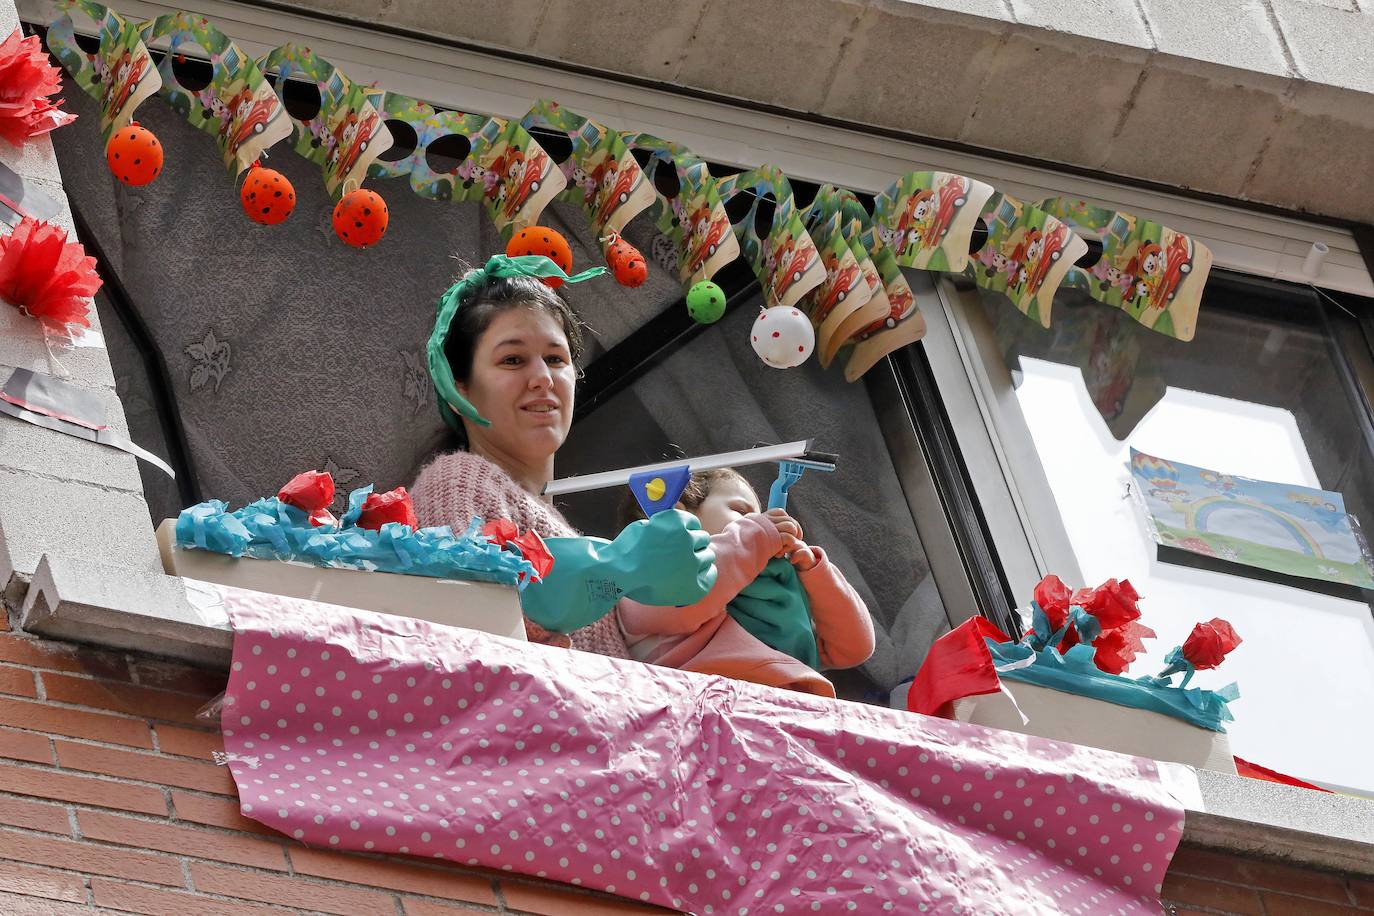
<box><xmin>787</xmin><ymin>543</ymin><xmax>819</xmax><ymax>571</ymax></box>
<box><xmin>763</xmin><ymin>508</ymin><xmax>803</xmax><ymax>542</ymax></box>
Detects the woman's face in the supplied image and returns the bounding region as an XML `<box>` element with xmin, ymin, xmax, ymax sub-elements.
<box><xmin>458</xmin><ymin>306</ymin><xmax>576</xmax><ymax>470</ymax></box>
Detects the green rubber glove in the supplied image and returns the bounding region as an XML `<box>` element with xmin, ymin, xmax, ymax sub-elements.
<box><xmin>520</xmin><ymin>509</ymin><xmax>717</xmax><ymax>633</ymax></box>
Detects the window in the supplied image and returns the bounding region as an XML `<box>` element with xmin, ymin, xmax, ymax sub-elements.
<box><xmin>556</xmin><ymin>284</ymin><xmax>965</xmax><ymax>702</ymax></box>
<box><xmin>933</xmin><ymin>272</ymin><xmax>1374</xmax><ymax>795</ymax></box>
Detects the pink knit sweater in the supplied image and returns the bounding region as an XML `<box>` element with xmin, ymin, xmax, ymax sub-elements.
<box><xmin>409</xmin><ymin>450</ymin><xmax>629</xmax><ymax>659</ymax></box>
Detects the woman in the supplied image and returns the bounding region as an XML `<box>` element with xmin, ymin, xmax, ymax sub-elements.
<box><xmin>410</xmin><ymin>254</ymin><xmax>715</xmax><ymax>657</ymax></box>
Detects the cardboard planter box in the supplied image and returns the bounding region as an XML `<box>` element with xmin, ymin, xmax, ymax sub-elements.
<box><xmin>156</xmin><ymin>521</ymin><xmax>526</xmax><ymax>641</ymax></box>
<box><xmin>951</xmin><ymin>680</ymin><xmax>1236</xmax><ymax>774</ymax></box>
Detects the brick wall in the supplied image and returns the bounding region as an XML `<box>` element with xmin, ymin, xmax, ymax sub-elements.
<box><xmin>0</xmin><ymin>617</ymin><xmax>665</xmax><ymax>915</ymax></box>
<box><xmin>1162</xmin><ymin>845</ymin><xmax>1374</xmax><ymax>916</ymax></box>
<box><xmin>0</xmin><ymin>617</ymin><xmax>1368</xmax><ymax>916</ymax></box>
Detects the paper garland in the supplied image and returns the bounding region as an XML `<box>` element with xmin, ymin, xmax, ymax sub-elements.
<box><xmin>521</xmin><ymin>99</ymin><xmax>655</xmax><ymax>254</ymax></box>
<box><xmin>1038</xmin><ymin>198</ymin><xmax>1212</xmax><ymax>342</ymax></box>
<box><xmin>259</xmin><ymin>45</ymin><xmax>392</xmax><ymax>199</ymax></box>
<box><xmin>366</xmin><ymin>97</ymin><xmax>564</xmax><ymax>240</ymax></box>
<box><xmin>624</xmin><ymin>132</ymin><xmax>741</xmax><ymax>284</ymax></box>
<box><xmin>141</xmin><ymin>12</ymin><xmax>291</xmax><ymax>177</ymax></box>
<box><xmin>872</xmin><ymin>171</ymin><xmax>994</xmax><ymax>273</ymax></box>
<box><xmin>46</xmin><ymin>0</ymin><xmax>160</xmax><ymax>139</ymax></box>
<box><xmin>714</xmin><ymin>165</ymin><xmax>827</xmax><ymax>309</ymax></box>
<box><xmin>45</xmin><ymin>3</ymin><xmax>1218</xmax><ymax>374</ymax></box>
<box><xmin>967</xmin><ymin>193</ymin><xmax>1090</xmax><ymax>328</ymax></box>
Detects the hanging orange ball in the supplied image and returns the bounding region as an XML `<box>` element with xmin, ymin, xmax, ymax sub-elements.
<box><xmin>331</xmin><ymin>189</ymin><xmax>388</xmax><ymax>248</ymax></box>
<box><xmin>506</xmin><ymin>226</ymin><xmax>573</xmax><ymax>288</ymax></box>
<box><xmin>606</xmin><ymin>237</ymin><xmax>635</xmax><ymax>265</ymax></box>
<box><xmin>610</xmin><ymin>243</ymin><xmax>648</xmax><ymax>288</ymax></box>
<box><xmin>240</xmin><ymin>164</ymin><xmax>296</xmax><ymax>226</ymax></box>
<box><xmin>105</xmin><ymin>122</ymin><xmax>163</xmax><ymax>187</ymax></box>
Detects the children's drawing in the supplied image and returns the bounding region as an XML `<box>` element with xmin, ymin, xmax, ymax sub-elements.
<box><xmin>969</xmin><ymin>193</ymin><xmax>1089</xmax><ymax>327</ymax></box>
<box><xmin>1040</xmin><ymin>198</ymin><xmax>1212</xmax><ymax>342</ymax></box>
<box><xmin>521</xmin><ymin>100</ymin><xmax>654</xmax><ymax>247</ymax></box>
<box><xmin>47</xmin><ymin>0</ymin><xmax>160</xmax><ymax>138</ymax></box>
<box><xmin>872</xmin><ymin>171</ymin><xmax>995</xmax><ymax>272</ymax></box>
<box><xmin>259</xmin><ymin>45</ymin><xmax>393</xmax><ymax>198</ymax></box>
<box><xmin>1130</xmin><ymin>449</ymin><xmax>1374</xmax><ymax>588</ymax></box>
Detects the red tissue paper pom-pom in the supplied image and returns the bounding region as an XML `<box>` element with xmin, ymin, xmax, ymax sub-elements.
<box><xmin>1092</xmin><ymin>619</ymin><xmax>1157</xmax><ymax>676</ymax></box>
<box><xmin>356</xmin><ymin>486</ymin><xmax>418</xmax><ymax>532</ymax></box>
<box><xmin>0</xmin><ymin>30</ymin><xmax>75</xmax><ymax>144</ymax></box>
<box><xmin>278</xmin><ymin>470</ymin><xmax>335</xmax><ymax>515</ymax></box>
<box><xmin>0</xmin><ymin>216</ymin><xmax>100</xmax><ymax>330</ymax></box>
<box><xmin>511</xmin><ymin>530</ymin><xmax>554</xmax><ymax>582</ymax></box>
<box><xmin>1070</xmin><ymin>578</ymin><xmax>1142</xmax><ymax>630</ymax></box>
<box><xmin>481</xmin><ymin>519</ymin><xmax>519</xmax><ymax>546</ymax></box>
<box><xmin>1181</xmin><ymin>618</ymin><xmax>1242</xmax><ymax>670</ymax></box>
<box><xmin>1032</xmin><ymin>574</ymin><xmax>1072</xmax><ymax>631</ymax></box>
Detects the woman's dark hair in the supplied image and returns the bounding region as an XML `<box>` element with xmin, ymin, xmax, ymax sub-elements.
<box><xmin>439</xmin><ymin>263</ymin><xmax>587</xmax><ymax>450</ymax></box>
<box><xmin>615</xmin><ymin>467</ymin><xmax>751</xmax><ymax>530</ymax></box>
<box><xmin>443</xmin><ymin>267</ymin><xmax>586</xmax><ymax>387</ymax></box>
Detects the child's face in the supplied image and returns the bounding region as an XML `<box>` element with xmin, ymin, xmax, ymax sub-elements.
<box><xmin>687</xmin><ymin>476</ymin><xmax>760</xmax><ymax>536</ymax></box>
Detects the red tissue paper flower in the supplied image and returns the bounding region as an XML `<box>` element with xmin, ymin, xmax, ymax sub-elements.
<box><xmin>0</xmin><ymin>216</ymin><xmax>100</xmax><ymax>330</ymax></box>
<box><xmin>1028</xmin><ymin>573</ymin><xmax>1155</xmax><ymax>674</ymax></box>
<box><xmin>481</xmin><ymin>519</ymin><xmax>519</xmax><ymax>546</ymax></box>
<box><xmin>356</xmin><ymin>486</ymin><xmax>419</xmax><ymax>531</ymax></box>
<box><xmin>1181</xmin><ymin>618</ymin><xmax>1242</xmax><ymax>670</ymax></box>
<box><xmin>1033</xmin><ymin>574</ymin><xmax>1072</xmax><ymax>631</ymax></box>
<box><xmin>1092</xmin><ymin>620</ymin><xmax>1157</xmax><ymax>676</ymax></box>
<box><xmin>1070</xmin><ymin>578</ymin><xmax>1142</xmax><ymax>630</ymax></box>
<box><xmin>511</xmin><ymin>530</ymin><xmax>554</xmax><ymax>582</ymax></box>
<box><xmin>278</xmin><ymin>470</ymin><xmax>336</xmax><ymax>526</ymax></box>
<box><xmin>1028</xmin><ymin>574</ymin><xmax>1082</xmax><ymax>652</ymax></box>
<box><xmin>481</xmin><ymin>520</ymin><xmax>554</xmax><ymax>581</ymax></box>
<box><xmin>0</xmin><ymin>30</ymin><xmax>76</xmax><ymax>144</ymax></box>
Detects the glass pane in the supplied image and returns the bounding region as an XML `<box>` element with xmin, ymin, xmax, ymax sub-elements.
<box><xmin>556</xmin><ymin>293</ymin><xmax>950</xmax><ymax>702</ymax></box>
<box><xmin>964</xmin><ymin>277</ymin><xmax>1374</xmax><ymax>794</ymax></box>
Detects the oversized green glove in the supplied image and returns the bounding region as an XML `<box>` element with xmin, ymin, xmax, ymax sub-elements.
<box><xmin>520</xmin><ymin>509</ymin><xmax>717</xmax><ymax>633</ymax></box>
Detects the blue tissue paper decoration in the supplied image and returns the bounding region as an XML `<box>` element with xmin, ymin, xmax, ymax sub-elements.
<box><xmin>989</xmin><ymin>601</ymin><xmax>1240</xmax><ymax>733</ymax></box>
<box><xmin>174</xmin><ymin>486</ymin><xmax>537</xmax><ymax>589</ymax></box>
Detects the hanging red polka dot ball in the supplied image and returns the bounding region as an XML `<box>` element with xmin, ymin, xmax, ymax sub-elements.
<box><xmin>506</xmin><ymin>226</ymin><xmax>573</xmax><ymax>287</ymax></box>
<box><xmin>105</xmin><ymin>122</ymin><xmax>163</xmax><ymax>187</ymax></box>
<box><xmin>240</xmin><ymin>163</ymin><xmax>296</xmax><ymax>226</ymax></box>
<box><xmin>332</xmin><ymin>189</ymin><xmax>389</xmax><ymax>248</ymax></box>
<box><xmin>609</xmin><ymin>239</ymin><xmax>648</xmax><ymax>288</ymax></box>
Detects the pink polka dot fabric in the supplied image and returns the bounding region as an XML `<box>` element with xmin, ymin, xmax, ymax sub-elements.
<box><xmin>221</xmin><ymin>590</ymin><xmax>1184</xmax><ymax>914</ymax></box>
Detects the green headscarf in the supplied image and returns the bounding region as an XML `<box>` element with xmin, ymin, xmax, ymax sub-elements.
<box><xmin>427</xmin><ymin>253</ymin><xmax>606</xmax><ymax>431</ymax></box>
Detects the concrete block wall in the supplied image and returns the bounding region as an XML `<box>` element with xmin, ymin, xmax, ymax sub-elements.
<box><xmin>0</xmin><ymin>620</ymin><xmax>1371</xmax><ymax>915</ymax></box>
<box><xmin>281</xmin><ymin>0</ymin><xmax>1374</xmax><ymax>222</ymax></box>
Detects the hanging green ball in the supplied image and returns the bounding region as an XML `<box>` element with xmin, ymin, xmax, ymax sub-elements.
<box><xmin>686</xmin><ymin>280</ymin><xmax>726</xmax><ymax>324</ymax></box>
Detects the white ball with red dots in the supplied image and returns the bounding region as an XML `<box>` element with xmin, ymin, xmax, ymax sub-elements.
<box><xmin>750</xmin><ymin>305</ymin><xmax>815</xmax><ymax>369</ymax></box>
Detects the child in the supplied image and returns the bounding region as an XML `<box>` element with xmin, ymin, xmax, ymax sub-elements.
<box><xmin>617</xmin><ymin>468</ymin><xmax>875</xmax><ymax>697</ymax></box>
